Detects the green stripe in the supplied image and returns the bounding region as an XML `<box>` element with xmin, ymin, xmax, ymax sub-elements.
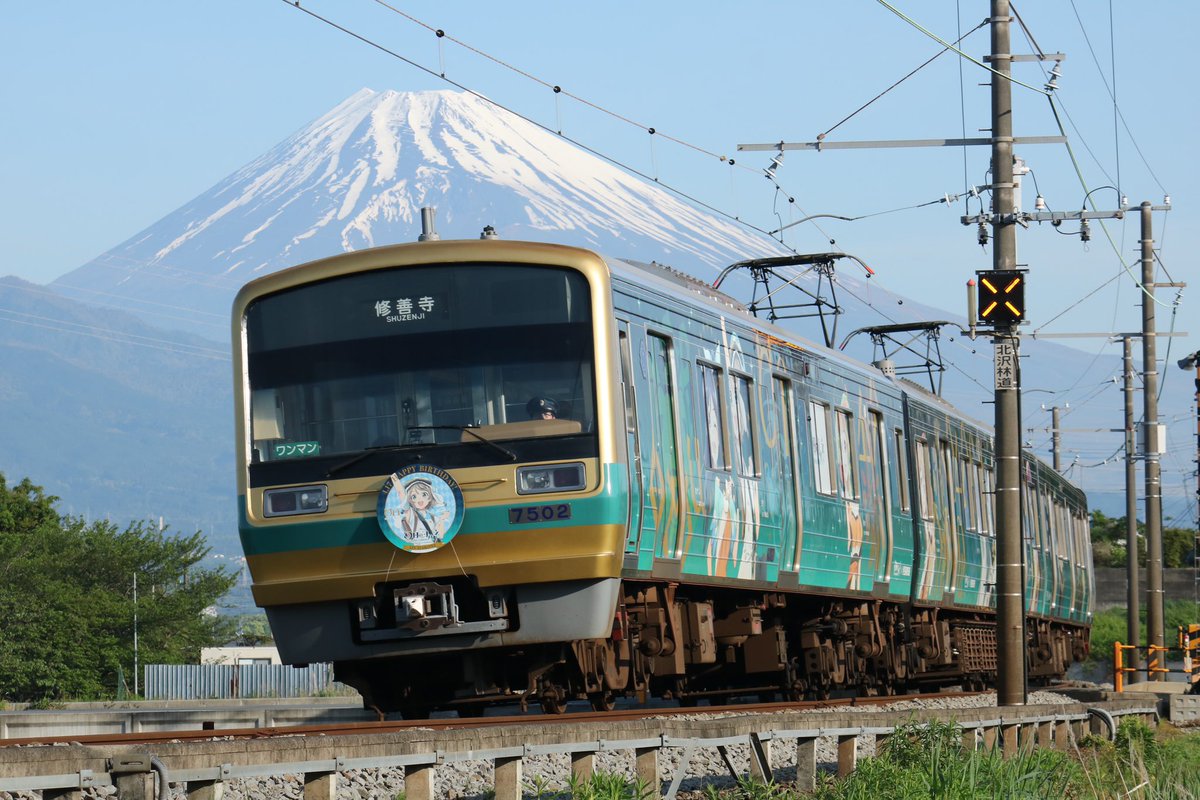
<box><xmin>239</xmin><ymin>463</ymin><xmax>628</xmax><ymax>556</ymax></box>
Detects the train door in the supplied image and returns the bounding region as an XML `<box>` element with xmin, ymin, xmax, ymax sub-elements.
<box><xmin>935</xmin><ymin>439</ymin><xmax>959</xmax><ymax>603</ymax></box>
<box><xmin>635</xmin><ymin>332</ymin><xmax>682</xmax><ymax>559</ymax></box>
<box><xmin>775</xmin><ymin>377</ymin><xmax>802</xmax><ymax>571</ymax></box>
<box><xmin>834</xmin><ymin>408</ymin><xmax>865</xmax><ymax>591</ymax></box>
<box><xmin>913</xmin><ymin>437</ymin><xmax>940</xmax><ymax>602</ymax></box>
<box><xmin>866</xmin><ymin>410</ymin><xmax>893</xmax><ymax>589</ymax></box>
<box><xmin>618</xmin><ymin>324</ymin><xmax>642</xmax><ymax>553</ymax></box>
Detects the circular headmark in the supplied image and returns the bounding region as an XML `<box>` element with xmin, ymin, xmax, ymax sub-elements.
<box><xmin>377</xmin><ymin>465</ymin><xmax>464</xmax><ymax>553</ymax></box>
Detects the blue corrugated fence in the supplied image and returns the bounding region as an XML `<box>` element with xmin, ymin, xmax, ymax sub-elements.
<box><xmin>143</xmin><ymin>664</ymin><xmax>352</xmax><ymax>700</ymax></box>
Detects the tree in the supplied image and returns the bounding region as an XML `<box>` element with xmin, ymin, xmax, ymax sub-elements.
<box><xmin>0</xmin><ymin>474</ymin><xmax>236</xmax><ymax>703</ymax></box>
<box><xmin>1088</xmin><ymin>510</ymin><xmax>1194</xmax><ymax>569</ymax></box>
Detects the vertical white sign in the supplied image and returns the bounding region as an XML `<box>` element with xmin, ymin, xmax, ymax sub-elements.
<box><xmin>994</xmin><ymin>340</ymin><xmax>1018</xmax><ymax>390</ymax></box>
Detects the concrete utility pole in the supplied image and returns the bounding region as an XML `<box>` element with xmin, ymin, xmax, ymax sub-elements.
<box><xmin>1050</xmin><ymin>406</ymin><xmax>1063</xmax><ymax>472</ymax></box>
<box><xmin>990</xmin><ymin>0</ymin><xmax>1026</xmax><ymax>707</ymax></box>
<box><xmin>1141</xmin><ymin>202</ymin><xmax>1165</xmax><ymax>669</ymax></box>
<box><xmin>1123</xmin><ymin>336</ymin><xmax>1141</xmax><ymax>677</ymax></box>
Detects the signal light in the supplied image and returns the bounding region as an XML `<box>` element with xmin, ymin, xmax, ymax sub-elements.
<box><xmin>977</xmin><ymin>270</ymin><xmax>1026</xmax><ymax>325</ymax></box>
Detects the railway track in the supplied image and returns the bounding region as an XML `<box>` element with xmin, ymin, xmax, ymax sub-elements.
<box><xmin>1</xmin><ymin>690</ymin><xmax>990</xmax><ymax>748</ymax></box>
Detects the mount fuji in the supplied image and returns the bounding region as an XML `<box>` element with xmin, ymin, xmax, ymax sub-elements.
<box><xmin>54</xmin><ymin>89</ymin><xmax>793</xmax><ymax>336</ymax></box>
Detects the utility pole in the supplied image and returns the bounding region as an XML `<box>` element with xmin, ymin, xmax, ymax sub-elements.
<box><xmin>989</xmin><ymin>0</ymin><xmax>1026</xmax><ymax>707</ymax></box>
<box><xmin>1141</xmin><ymin>202</ymin><xmax>1165</xmax><ymax>672</ymax></box>
<box><xmin>1049</xmin><ymin>405</ymin><xmax>1063</xmax><ymax>472</ymax></box>
<box><xmin>1123</xmin><ymin>336</ymin><xmax>1141</xmax><ymax>678</ymax></box>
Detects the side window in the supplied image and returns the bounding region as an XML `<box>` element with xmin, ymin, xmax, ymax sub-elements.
<box><xmin>730</xmin><ymin>374</ymin><xmax>757</xmax><ymax>476</ymax></box>
<box><xmin>699</xmin><ymin>364</ymin><xmax>726</xmax><ymax>470</ymax></box>
<box><xmin>960</xmin><ymin>457</ymin><xmax>976</xmax><ymax>532</ymax></box>
<box><xmin>809</xmin><ymin>401</ymin><xmax>834</xmax><ymax>495</ymax></box>
<box><xmin>939</xmin><ymin>440</ymin><xmax>956</xmax><ymax>529</ymax></box>
<box><xmin>982</xmin><ymin>467</ymin><xmax>995</xmax><ymax>535</ymax></box>
<box><xmin>915</xmin><ymin>438</ymin><xmax>934</xmax><ymax>521</ymax></box>
<box><xmin>894</xmin><ymin>428</ymin><xmax>910</xmax><ymax>513</ymax></box>
<box><xmin>618</xmin><ymin>330</ymin><xmax>636</xmax><ymax>433</ymax></box>
<box><xmin>835</xmin><ymin>409</ymin><xmax>857</xmax><ymax>499</ymax></box>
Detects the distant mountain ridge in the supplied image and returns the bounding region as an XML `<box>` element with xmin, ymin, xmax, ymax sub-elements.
<box><xmin>0</xmin><ymin>276</ymin><xmax>234</xmax><ymax>545</ymax></box>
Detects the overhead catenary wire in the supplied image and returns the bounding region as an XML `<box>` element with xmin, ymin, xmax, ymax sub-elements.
<box><xmin>814</xmin><ymin>17</ymin><xmax>988</xmax><ymax>142</ymax></box>
<box><xmin>0</xmin><ymin>308</ymin><xmax>230</xmax><ymax>361</ymax></box>
<box><xmin>874</xmin><ymin>0</ymin><xmax>1050</xmax><ymax>95</ymax></box>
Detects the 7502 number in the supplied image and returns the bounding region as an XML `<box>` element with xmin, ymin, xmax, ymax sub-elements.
<box><xmin>508</xmin><ymin>504</ymin><xmax>572</xmax><ymax>524</ymax></box>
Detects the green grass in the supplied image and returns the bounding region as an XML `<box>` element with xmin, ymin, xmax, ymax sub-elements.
<box><xmin>692</xmin><ymin>718</ymin><xmax>1200</xmax><ymax>800</ymax></box>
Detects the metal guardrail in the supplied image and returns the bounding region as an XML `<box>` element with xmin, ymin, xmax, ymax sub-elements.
<box><xmin>0</xmin><ymin>703</ymin><xmax>1158</xmax><ymax>799</ymax></box>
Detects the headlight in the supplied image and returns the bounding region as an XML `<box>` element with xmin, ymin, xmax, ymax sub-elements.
<box><xmin>263</xmin><ymin>485</ymin><xmax>328</xmax><ymax>517</ymax></box>
<box><xmin>516</xmin><ymin>462</ymin><xmax>586</xmax><ymax>495</ymax></box>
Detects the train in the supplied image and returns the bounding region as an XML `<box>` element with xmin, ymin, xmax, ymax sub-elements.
<box><xmin>232</xmin><ymin>237</ymin><xmax>1093</xmax><ymax>717</ymax></box>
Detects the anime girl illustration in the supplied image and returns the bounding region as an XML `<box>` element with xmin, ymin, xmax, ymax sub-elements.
<box><xmin>377</xmin><ymin>466</ymin><xmax>464</xmax><ymax>553</ymax></box>
<box><xmin>397</xmin><ymin>478</ymin><xmax>448</xmax><ymax>544</ymax></box>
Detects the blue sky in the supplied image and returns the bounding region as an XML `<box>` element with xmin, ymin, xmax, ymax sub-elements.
<box><xmin>3</xmin><ymin>3</ymin><xmax>1197</xmax><ymax>376</ymax></box>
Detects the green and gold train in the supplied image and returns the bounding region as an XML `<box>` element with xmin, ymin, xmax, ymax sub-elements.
<box><xmin>233</xmin><ymin>238</ymin><xmax>1092</xmax><ymax>716</ymax></box>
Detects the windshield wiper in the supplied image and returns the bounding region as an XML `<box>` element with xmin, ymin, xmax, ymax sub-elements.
<box><xmin>408</xmin><ymin>425</ymin><xmax>518</xmax><ymax>462</ymax></box>
<box><xmin>324</xmin><ymin>443</ymin><xmax>416</xmax><ymax>479</ymax></box>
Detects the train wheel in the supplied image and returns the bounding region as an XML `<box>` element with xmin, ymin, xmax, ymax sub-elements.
<box><xmin>588</xmin><ymin>691</ymin><xmax>617</xmax><ymax>712</ymax></box>
<box><xmin>539</xmin><ymin>686</ymin><xmax>569</xmax><ymax>715</ymax></box>
<box><xmin>457</xmin><ymin>705</ymin><xmax>486</xmax><ymax>718</ymax></box>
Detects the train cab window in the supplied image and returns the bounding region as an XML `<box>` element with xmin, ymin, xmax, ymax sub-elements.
<box><xmin>809</xmin><ymin>401</ymin><xmax>835</xmax><ymax>495</ymax></box>
<box><xmin>834</xmin><ymin>409</ymin><xmax>858</xmax><ymax>499</ymax></box>
<box><xmin>699</xmin><ymin>363</ymin><xmax>726</xmax><ymax>470</ymax></box>
<box><xmin>243</xmin><ymin>263</ymin><xmax>597</xmax><ymax>479</ymax></box>
<box><xmin>894</xmin><ymin>428</ymin><xmax>910</xmax><ymax>513</ymax></box>
<box><xmin>730</xmin><ymin>374</ymin><xmax>757</xmax><ymax>476</ymax></box>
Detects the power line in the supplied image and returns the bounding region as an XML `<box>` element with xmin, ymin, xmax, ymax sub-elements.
<box><xmin>875</xmin><ymin>0</ymin><xmax>1049</xmax><ymax>94</ymax></box>
<box><xmin>0</xmin><ymin>309</ymin><xmax>230</xmax><ymax>361</ymax></box>
<box><xmin>815</xmin><ymin>18</ymin><xmax>988</xmax><ymax>141</ymax></box>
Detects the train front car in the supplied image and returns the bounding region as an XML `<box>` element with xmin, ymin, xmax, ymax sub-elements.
<box><xmin>232</xmin><ymin>241</ymin><xmax>626</xmax><ymax>716</ymax></box>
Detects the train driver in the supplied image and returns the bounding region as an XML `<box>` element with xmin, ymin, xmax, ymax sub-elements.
<box><xmin>526</xmin><ymin>396</ymin><xmax>559</xmax><ymax>420</ymax></box>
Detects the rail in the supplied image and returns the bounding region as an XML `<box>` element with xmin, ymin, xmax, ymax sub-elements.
<box><xmin>1113</xmin><ymin>624</ymin><xmax>1200</xmax><ymax>692</ymax></box>
<box><xmin>0</xmin><ymin>700</ymin><xmax>1157</xmax><ymax>799</ymax></box>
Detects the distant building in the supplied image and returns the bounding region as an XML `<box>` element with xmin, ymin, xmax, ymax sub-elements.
<box><xmin>200</xmin><ymin>646</ymin><xmax>281</xmax><ymax>665</ymax></box>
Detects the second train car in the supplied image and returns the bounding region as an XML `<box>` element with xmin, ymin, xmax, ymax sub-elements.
<box><xmin>232</xmin><ymin>238</ymin><xmax>1093</xmax><ymax>716</ymax></box>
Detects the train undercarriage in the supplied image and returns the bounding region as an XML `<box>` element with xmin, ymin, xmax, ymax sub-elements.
<box><xmin>335</xmin><ymin>580</ymin><xmax>1090</xmax><ymax>718</ymax></box>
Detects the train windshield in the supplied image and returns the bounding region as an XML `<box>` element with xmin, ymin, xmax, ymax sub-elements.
<box><xmin>244</xmin><ymin>263</ymin><xmax>596</xmax><ymax>482</ymax></box>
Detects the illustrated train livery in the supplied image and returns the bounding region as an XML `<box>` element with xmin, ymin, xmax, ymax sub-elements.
<box><xmin>232</xmin><ymin>238</ymin><xmax>1092</xmax><ymax>716</ymax></box>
